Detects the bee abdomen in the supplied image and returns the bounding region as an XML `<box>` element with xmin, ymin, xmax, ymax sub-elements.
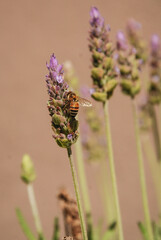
<box><xmin>70</xmin><ymin>103</ymin><xmax>79</xmax><ymax>117</ymax></box>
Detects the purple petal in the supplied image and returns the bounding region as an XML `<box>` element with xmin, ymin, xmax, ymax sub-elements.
<box><xmin>127</xmin><ymin>18</ymin><xmax>141</xmax><ymax>34</ymax></box>
<box><xmin>90</xmin><ymin>7</ymin><xmax>100</xmax><ymax>19</ymax></box>
<box><xmin>46</xmin><ymin>62</ymin><xmax>50</xmax><ymax>70</ymax></box>
<box><xmin>50</xmin><ymin>54</ymin><xmax>58</xmax><ymax>69</ymax></box>
<box><xmin>57</xmin><ymin>64</ymin><xmax>63</xmax><ymax>73</ymax></box>
<box><xmin>56</xmin><ymin>75</ymin><xmax>64</xmax><ymax>84</ymax></box>
<box><xmin>51</xmin><ymin>71</ymin><xmax>57</xmax><ymax>79</ymax></box>
<box><xmin>80</xmin><ymin>86</ymin><xmax>91</xmax><ymax>98</ymax></box>
<box><xmin>106</xmin><ymin>24</ymin><xmax>111</xmax><ymax>32</ymax></box>
<box><xmin>152</xmin><ymin>75</ymin><xmax>160</xmax><ymax>83</ymax></box>
<box><xmin>116</xmin><ymin>31</ymin><xmax>128</xmax><ymax>50</ymax></box>
<box><xmin>89</xmin><ymin>88</ymin><xmax>95</xmax><ymax>95</ymax></box>
<box><xmin>90</xmin><ymin>7</ymin><xmax>104</xmax><ymax>27</ymax></box>
<box><xmin>151</xmin><ymin>34</ymin><xmax>160</xmax><ymax>53</ymax></box>
<box><xmin>67</xmin><ymin>134</ymin><xmax>73</xmax><ymax>140</ymax></box>
<box><xmin>114</xmin><ymin>66</ymin><xmax>120</xmax><ymax>74</ymax></box>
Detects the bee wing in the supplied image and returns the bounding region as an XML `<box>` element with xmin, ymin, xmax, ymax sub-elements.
<box><xmin>78</xmin><ymin>96</ymin><xmax>92</xmax><ymax>107</ymax></box>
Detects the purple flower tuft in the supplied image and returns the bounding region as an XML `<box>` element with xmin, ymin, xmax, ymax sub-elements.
<box><xmin>67</xmin><ymin>134</ymin><xmax>73</xmax><ymax>141</ymax></box>
<box><xmin>106</xmin><ymin>24</ymin><xmax>111</xmax><ymax>32</ymax></box>
<box><xmin>127</xmin><ymin>18</ymin><xmax>141</xmax><ymax>34</ymax></box>
<box><xmin>90</xmin><ymin>6</ymin><xmax>104</xmax><ymax>28</ymax></box>
<box><xmin>49</xmin><ymin>54</ymin><xmax>58</xmax><ymax>69</ymax></box>
<box><xmin>116</xmin><ymin>31</ymin><xmax>128</xmax><ymax>50</ymax></box>
<box><xmin>90</xmin><ymin>7</ymin><xmax>100</xmax><ymax>19</ymax></box>
<box><xmin>89</xmin><ymin>88</ymin><xmax>95</xmax><ymax>95</ymax></box>
<box><xmin>114</xmin><ymin>66</ymin><xmax>120</xmax><ymax>75</ymax></box>
<box><xmin>151</xmin><ymin>75</ymin><xmax>160</xmax><ymax>83</ymax></box>
<box><xmin>151</xmin><ymin>34</ymin><xmax>160</xmax><ymax>54</ymax></box>
<box><xmin>56</xmin><ymin>75</ymin><xmax>64</xmax><ymax>84</ymax></box>
<box><xmin>57</xmin><ymin>64</ymin><xmax>64</xmax><ymax>74</ymax></box>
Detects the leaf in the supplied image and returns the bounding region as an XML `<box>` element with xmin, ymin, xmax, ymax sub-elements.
<box><xmin>38</xmin><ymin>233</ymin><xmax>46</xmax><ymax>240</ymax></box>
<box><xmin>102</xmin><ymin>221</ymin><xmax>117</xmax><ymax>240</ymax></box>
<box><xmin>138</xmin><ymin>222</ymin><xmax>149</xmax><ymax>240</ymax></box>
<box><xmin>52</xmin><ymin>217</ymin><xmax>60</xmax><ymax>240</ymax></box>
<box><xmin>152</xmin><ymin>221</ymin><xmax>161</xmax><ymax>240</ymax></box>
<box><xmin>87</xmin><ymin>222</ymin><xmax>93</xmax><ymax>240</ymax></box>
<box><xmin>16</xmin><ymin>208</ymin><xmax>37</xmax><ymax>240</ymax></box>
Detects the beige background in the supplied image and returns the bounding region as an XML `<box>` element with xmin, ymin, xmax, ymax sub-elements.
<box><xmin>0</xmin><ymin>0</ymin><xmax>161</xmax><ymax>239</ymax></box>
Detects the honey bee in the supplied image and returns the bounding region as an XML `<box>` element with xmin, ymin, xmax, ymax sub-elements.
<box><xmin>64</xmin><ymin>91</ymin><xmax>92</xmax><ymax>117</ymax></box>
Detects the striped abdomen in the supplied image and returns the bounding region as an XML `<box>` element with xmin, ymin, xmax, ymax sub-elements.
<box><xmin>70</xmin><ymin>102</ymin><xmax>79</xmax><ymax>117</ymax></box>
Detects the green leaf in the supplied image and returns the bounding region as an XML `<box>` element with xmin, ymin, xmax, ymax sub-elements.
<box><xmin>102</xmin><ymin>221</ymin><xmax>117</xmax><ymax>240</ymax></box>
<box><xmin>152</xmin><ymin>222</ymin><xmax>161</xmax><ymax>240</ymax></box>
<box><xmin>138</xmin><ymin>222</ymin><xmax>149</xmax><ymax>240</ymax></box>
<box><xmin>87</xmin><ymin>222</ymin><xmax>93</xmax><ymax>240</ymax></box>
<box><xmin>38</xmin><ymin>233</ymin><xmax>46</xmax><ymax>240</ymax></box>
<box><xmin>52</xmin><ymin>217</ymin><xmax>60</xmax><ymax>240</ymax></box>
<box><xmin>16</xmin><ymin>208</ymin><xmax>37</xmax><ymax>240</ymax></box>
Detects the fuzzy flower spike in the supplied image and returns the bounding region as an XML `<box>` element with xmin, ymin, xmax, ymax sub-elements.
<box><xmin>148</xmin><ymin>34</ymin><xmax>161</xmax><ymax>104</ymax></box>
<box><xmin>89</xmin><ymin>7</ymin><xmax>118</xmax><ymax>102</ymax></box>
<box><xmin>126</xmin><ymin>18</ymin><xmax>147</xmax><ymax>63</ymax></box>
<box><xmin>46</xmin><ymin>54</ymin><xmax>79</xmax><ymax>148</ymax></box>
<box><xmin>116</xmin><ymin>31</ymin><xmax>142</xmax><ymax>98</ymax></box>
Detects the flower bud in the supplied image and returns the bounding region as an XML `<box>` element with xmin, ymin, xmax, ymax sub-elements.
<box><xmin>131</xmin><ymin>80</ymin><xmax>141</xmax><ymax>96</ymax></box>
<box><xmin>91</xmin><ymin>67</ymin><xmax>104</xmax><ymax>81</ymax></box>
<box><xmin>120</xmin><ymin>79</ymin><xmax>133</xmax><ymax>95</ymax></box>
<box><xmin>91</xmin><ymin>92</ymin><xmax>107</xmax><ymax>102</ymax></box>
<box><xmin>21</xmin><ymin>154</ymin><xmax>36</xmax><ymax>184</ymax></box>
<box><xmin>92</xmin><ymin>50</ymin><xmax>104</xmax><ymax>62</ymax></box>
<box><xmin>104</xmin><ymin>79</ymin><xmax>118</xmax><ymax>93</ymax></box>
<box><xmin>105</xmin><ymin>42</ymin><xmax>112</xmax><ymax>52</ymax></box>
<box><xmin>52</xmin><ymin>114</ymin><xmax>66</xmax><ymax>126</ymax></box>
<box><xmin>103</xmin><ymin>57</ymin><xmax>114</xmax><ymax>70</ymax></box>
<box><xmin>120</xmin><ymin>65</ymin><xmax>131</xmax><ymax>75</ymax></box>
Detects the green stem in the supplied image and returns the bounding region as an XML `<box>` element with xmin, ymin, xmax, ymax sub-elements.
<box><xmin>159</xmin><ymin>104</ymin><xmax>161</xmax><ymax>147</ymax></box>
<box><xmin>100</xmin><ymin>160</ymin><xmax>116</xmax><ymax>225</ymax></box>
<box><xmin>27</xmin><ymin>184</ymin><xmax>44</xmax><ymax>240</ymax></box>
<box><xmin>103</xmin><ymin>100</ymin><xmax>124</xmax><ymax>240</ymax></box>
<box><xmin>142</xmin><ymin>134</ymin><xmax>161</xmax><ymax>215</ymax></box>
<box><xmin>150</xmin><ymin>105</ymin><xmax>161</xmax><ymax>162</ymax></box>
<box><xmin>67</xmin><ymin>147</ymin><xmax>88</xmax><ymax>240</ymax></box>
<box><xmin>74</xmin><ymin>136</ymin><xmax>93</xmax><ymax>235</ymax></box>
<box><xmin>132</xmin><ymin>100</ymin><xmax>154</xmax><ymax>240</ymax></box>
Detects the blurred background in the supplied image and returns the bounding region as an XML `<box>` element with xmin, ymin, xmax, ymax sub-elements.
<box><xmin>0</xmin><ymin>0</ymin><xmax>161</xmax><ymax>239</ymax></box>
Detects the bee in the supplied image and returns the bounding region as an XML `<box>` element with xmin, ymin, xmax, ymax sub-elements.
<box><xmin>64</xmin><ymin>91</ymin><xmax>92</xmax><ymax>117</ymax></box>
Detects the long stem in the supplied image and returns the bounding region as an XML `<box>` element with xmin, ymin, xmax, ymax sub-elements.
<box><xmin>100</xmin><ymin>159</ymin><xmax>116</xmax><ymax>225</ymax></box>
<box><xmin>67</xmin><ymin>147</ymin><xmax>88</xmax><ymax>240</ymax></box>
<box><xmin>142</xmin><ymin>134</ymin><xmax>161</xmax><ymax>215</ymax></box>
<box><xmin>132</xmin><ymin>100</ymin><xmax>154</xmax><ymax>240</ymax></box>
<box><xmin>27</xmin><ymin>183</ymin><xmax>44</xmax><ymax>240</ymax></box>
<box><xmin>103</xmin><ymin>100</ymin><xmax>124</xmax><ymax>240</ymax></box>
<box><xmin>74</xmin><ymin>136</ymin><xmax>93</xmax><ymax>233</ymax></box>
<box><xmin>150</xmin><ymin>105</ymin><xmax>161</xmax><ymax>162</ymax></box>
<box><xmin>159</xmin><ymin>104</ymin><xmax>161</xmax><ymax>148</ymax></box>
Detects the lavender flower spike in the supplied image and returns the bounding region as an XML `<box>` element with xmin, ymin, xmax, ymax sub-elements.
<box><xmin>116</xmin><ymin>30</ymin><xmax>142</xmax><ymax>98</ymax></box>
<box><xmin>46</xmin><ymin>53</ymin><xmax>79</xmax><ymax>148</ymax></box>
<box><xmin>126</xmin><ymin>18</ymin><xmax>147</xmax><ymax>63</ymax></box>
<box><xmin>89</xmin><ymin>7</ymin><xmax>118</xmax><ymax>102</ymax></box>
<box><xmin>148</xmin><ymin>35</ymin><xmax>161</xmax><ymax>104</ymax></box>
